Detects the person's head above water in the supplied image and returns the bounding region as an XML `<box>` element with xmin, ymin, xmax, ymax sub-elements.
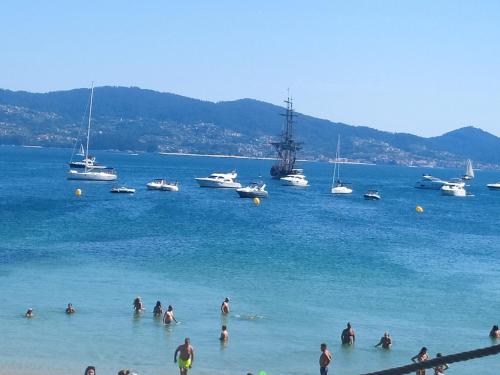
<box><xmin>222</xmin><ymin>325</ymin><xmax>227</xmax><ymax>330</ymax></box>
<box><xmin>419</xmin><ymin>347</ymin><xmax>428</xmax><ymax>355</ymax></box>
<box><xmin>225</xmin><ymin>297</ymin><xmax>229</xmax><ymax>302</ymax></box>
<box><xmin>84</xmin><ymin>365</ymin><xmax>96</xmax><ymax>375</ymax></box>
<box><xmin>168</xmin><ymin>305</ymin><xmax>173</xmax><ymax>311</ymax></box>
<box><xmin>184</xmin><ymin>337</ymin><xmax>190</xmax><ymax>345</ymax></box>
<box><xmin>493</xmin><ymin>325</ymin><xmax>499</xmax><ymax>331</ymax></box>
<box><xmin>155</xmin><ymin>301</ymin><xmax>161</xmax><ymax>307</ymax></box>
<box><xmin>347</xmin><ymin>322</ymin><xmax>351</xmax><ymax>328</ymax></box>
<box><xmin>320</xmin><ymin>343</ymin><xmax>327</xmax><ymax>350</ymax></box>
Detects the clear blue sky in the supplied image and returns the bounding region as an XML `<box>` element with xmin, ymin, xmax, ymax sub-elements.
<box><xmin>1</xmin><ymin>0</ymin><xmax>499</xmax><ymax>136</ymax></box>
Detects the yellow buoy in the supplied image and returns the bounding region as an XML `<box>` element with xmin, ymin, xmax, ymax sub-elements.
<box><xmin>252</xmin><ymin>197</ymin><xmax>261</xmax><ymax>206</ymax></box>
<box><xmin>416</xmin><ymin>205</ymin><xmax>424</xmax><ymax>213</ymax></box>
<box><xmin>75</xmin><ymin>188</ymin><xmax>82</xmax><ymax>197</ymax></box>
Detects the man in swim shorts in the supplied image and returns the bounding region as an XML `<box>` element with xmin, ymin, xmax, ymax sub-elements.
<box><xmin>174</xmin><ymin>337</ymin><xmax>194</xmax><ymax>375</ymax></box>
<box><xmin>319</xmin><ymin>343</ymin><xmax>332</xmax><ymax>375</ymax></box>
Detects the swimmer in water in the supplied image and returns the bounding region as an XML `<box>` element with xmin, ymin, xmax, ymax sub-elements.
<box><xmin>84</xmin><ymin>366</ymin><xmax>96</xmax><ymax>375</ymax></box>
<box><xmin>219</xmin><ymin>325</ymin><xmax>229</xmax><ymax>341</ymax></box>
<box><xmin>153</xmin><ymin>301</ymin><xmax>163</xmax><ymax>317</ymax></box>
<box><xmin>133</xmin><ymin>297</ymin><xmax>144</xmax><ymax>312</ymax></box>
<box><xmin>174</xmin><ymin>337</ymin><xmax>194</xmax><ymax>375</ymax></box>
<box><xmin>341</xmin><ymin>322</ymin><xmax>355</xmax><ymax>345</ymax></box>
<box><xmin>26</xmin><ymin>308</ymin><xmax>34</xmax><ymax>318</ymax></box>
<box><xmin>375</xmin><ymin>332</ymin><xmax>392</xmax><ymax>349</ymax></box>
<box><xmin>221</xmin><ymin>297</ymin><xmax>230</xmax><ymax>314</ymax></box>
<box><xmin>163</xmin><ymin>305</ymin><xmax>178</xmax><ymax>324</ymax></box>
<box><xmin>66</xmin><ymin>303</ymin><xmax>76</xmax><ymax>314</ymax></box>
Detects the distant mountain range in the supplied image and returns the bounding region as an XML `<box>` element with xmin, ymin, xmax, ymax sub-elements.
<box><xmin>1</xmin><ymin>86</ymin><xmax>499</xmax><ymax>169</ymax></box>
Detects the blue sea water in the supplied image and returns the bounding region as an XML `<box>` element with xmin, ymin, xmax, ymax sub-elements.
<box><xmin>0</xmin><ymin>146</ymin><xmax>499</xmax><ymax>375</ymax></box>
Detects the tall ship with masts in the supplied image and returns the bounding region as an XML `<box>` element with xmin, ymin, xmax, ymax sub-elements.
<box><xmin>269</xmin><ymin>97</ymin><xmax>303</xmax><ymax>179</ymax></box>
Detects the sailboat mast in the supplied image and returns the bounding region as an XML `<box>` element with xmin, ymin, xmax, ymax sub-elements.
<box><xmin>85</xmin><ymin>82</ymin><xmax>94</xmax><ymax>159</ymax></box>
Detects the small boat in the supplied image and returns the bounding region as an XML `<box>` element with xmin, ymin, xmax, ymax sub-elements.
<box><xmin>195</xmin><ymin>171</ymin><xmax>242</xmax><ymax>188</ymax></box>
<box><xmin>331</xmin><ymin>136</ymin><xmax>353</xmax><ymax>194</ymax></box>
<box><xmin>110</xmin><ymin>186</ymin><xmax>136</xmax><ymax>194</ymax></box>
<box><xmin>280</xmin><ymin>173</ymin><xmax>308</xmax><ymax>187</ymax></box>
<box><xmin>414</xmin><ymin>174</ymin><xmax>448</xmax><ymax>190</ymax></box>
<box><xmin>364</xmin><ymin>190</ymin><xmax>381</xmax><ymax>200</ymax></box>
<box><xmin>236</xmin><ymin>182</ymin><xmax>269</xmax><ymax>198</ymax></box>
<box><xmin>461</xmin><ymin>159</ymin><xmax>474</xmax><ymax>180</ymax></box>
<box><xmin>441</xmin><ymin>182</ymin><xmax>466</xmax><ymax>197</ymax></box>
<box><xmin>147</xmin><ymin>179</ymin><xmax>180</xmax><ymax>191</ymax></box>
<box><xmin>487</xmin><ymin>182</ymin><xmax>500</xmax><ymax>190</ymax></box>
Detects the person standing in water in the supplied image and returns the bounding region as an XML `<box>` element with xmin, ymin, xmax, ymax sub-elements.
<box><xmin>25</xmin><ymin>308</ymin><xmax>34</xmax><ymax>318</ymax></box>
<box><xmin>153</xmin><ymin>301</ymin><xmax>163</xmax><ymax>317</ymax></box>
<box><xmin>66</xmin><ymin>303</ymin><xmax>76</xmax><ymax>314</ymax></box>
<box><xmin>490</xmin><ymin>325</ymin><xmax>500</xmax><ymax>338</ymax></box>
<box><xmin>341</xmin><ymin>322</ymin><xmax>355</xmax><ymax>345</ymax></box>
<box><xmin>411</xmin><ymin>347</ymin><xmax>429</xmax><ymax>375</ymax></box>
<box><xmin>163</xmin><ymin>305</ymin><xmax>178</xmax><ymax>324</ymax></box>
<box><xmin>319</xmin><ymin>343</ymin><xmax>332</xmax><ymax>375</ymax></box>
<box><xmin>133</xmin><ymin>297</ymin><xmax>144</xmax><ymax>312</ymax></box>
<box><xmin>174</xmin><ymin>337</ymin><xmax>194</xmax><ymax>375</ymax></box>
<box><xmin>433</xmin><ymin>353</ymin><xmax>449</xmax><ymax>375</ymax></box>
<box><xmin>219</xmin><ymin>325</ymin><xmax>229</xmax><ymax>341</ymax></box>
<box><xmin>375</xmin><ymin>332</ymin><xmax>392</xmax><ymax>348</ymax></box>
<box><xmin>221</xmin><ymin>298</ymin><xmax>230</xmax><ymax>314</ymax></box>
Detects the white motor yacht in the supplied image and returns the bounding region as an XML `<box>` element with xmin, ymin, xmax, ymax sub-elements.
<box><xmin>414</xmin><ymin>174</ymin><xmax>448</xmax><ymax>190</ymax></box>
<box><xmin>147</xmin><ymin>179</ymin><xmax>180</xmax><ymax>191</ymax></box>
<box><xmin>68</xmin><ymin>167</ymin><xmax>117</xmax><ymax>181</ymax></box>
<box><xmin>195</xmin><ymin>171</ymin><xmax>242</xmax><ymax>188</ymax></box>
<box><xmin>236</xmin><ymin>182</ymin><xmax>269</xmax><ymax>198</ymax></box>
<box><xmin>441</xmin><ymin>182</ymin><xmax>467</xmax><ymax>197</ymax></box>
<box><xmin>280</xmin><ymin>173</ymin><xmax>308</xmax><ymax>187</ymax></box>
<box><xmin>364</xmin><ymin>190</ymin><xmax>381</xmax><ymax>200</ymax></box>
<box><xmin>487</xmin><ymin>182</ymin><xmax>500</xmax><ymax>190</ymax></box>
<box><xmin>331</xmin><ymin>182</ymin><xmax>353</xmax><ymax>194</ymax></box>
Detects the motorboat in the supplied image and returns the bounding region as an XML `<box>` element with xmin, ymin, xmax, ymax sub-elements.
<box><xmin>68</xmin><ymin>167</ymin><xmax>117</xmax><ymax>181</ymax></box>
<box><xmin>195</xmin><ymin>171</ymin><xmax>241</xmax><ymax>188</ymax></box>
<box><xmin>147</xmin><ymin>179</ymin><xmax>179</xmax><ymax>191</ymax></box>
<box><xmin>441</xmin><ymin>182</ymin><xmax>466</xmax><ymax>197</ymax></box>
<box><xmin>331</xmin><ymin>136</ymin><xmax>352</xmax><ymax>194</ymax></box>
<box><xmin>364</xmin><ymin>190</ymin><xmax>381</xmax><ymax>200</ymax></box>
<box><xmin>110</xmin><ymin>186</ymin><xmax>136</xmax><ymax>194</ymax></box>
<box><xmin>414</xmin><ymin>174</ymin><xmax>448</xmax><ymax>190</ymax></box>
<box><xmin>280</xmin><ymin>173</ymin><xmax>308</xmax><ymax>187</ymax></box>
<box><xmin>487</xmin><ymin>182</ymin><xmax>500</xmax><ymax>190</ymax></box>
<box><xmin>236</xmin><ymin>182</ymin><xmax>269</xmax><ymax>198</ymax></box>
<box><xmin>67</xmin><ymin>83</ymin><xmax>117</xmax><ymax>180</ymax></box>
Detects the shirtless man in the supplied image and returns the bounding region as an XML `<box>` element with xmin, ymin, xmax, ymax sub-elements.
<box><xmin>341</xmin><ymin>322</ymin><xmax>355</xmax><ymax>345</ymax></box>
<box><xmin>163</xmin><ymin>305</ymin><xmax>178</xmax><ymax>325</ymax></box>
<box><xmin>319</xmin><ymin>343</ymin><xmax>332</xmax><ymax>375</ymax></box>
<box><xmin>375</xmin><ymin>332</ymin><xmax>392</xmax><ymax>348</ymax></box>
<box><xmin>219</xmin><ymin>325</ymin><xmax>229</xmax><ymax>341</ymax></box>
<box><xmin>221</xmin><ymin>298</ymin><xmax>230</xmax><ymax>314</ymax></box>
<box><xmin>174</xmin><ymin>337</ymin><xmax>195</xmax><ymax>375</ymax></box>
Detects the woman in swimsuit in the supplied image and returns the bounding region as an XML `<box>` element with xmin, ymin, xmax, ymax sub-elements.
<box><xmin>153</xmin><ymin>301</ymin><xmax>163</xmax><ymax>317</ymax></box>
<box><xmin>490</xmin><ymin>325</ymin><xmax>500</xmax><ymax>338</ymax></box>
<box><xmin>433</xmin><ymin>353</ymin><xmax>449</xmax><ymax>374</ymax></box>
<box><xmin>411</xmin><ymin>347</ymin><xmax>429</xmax><ymax>375</ymax></box>
<box><xmin>133</xmin><ymin>297</ymin><xmax>144</xmax><ymax>312</ymax></box>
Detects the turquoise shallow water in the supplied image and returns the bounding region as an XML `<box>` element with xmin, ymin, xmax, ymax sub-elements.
<box><xmin>1</xmin><ymin>146</ymin><xmax>499</xmax><ymax>375</ymax></box>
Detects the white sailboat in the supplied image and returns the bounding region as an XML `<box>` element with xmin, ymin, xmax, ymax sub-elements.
<box><xmin>462</xmin><ymin>159</ymin><xmax>474</xmax><ymax>180</ymax></box>
<box><xmin>67</xmin><ymin>83</ymin><xmax>117</xmax><ymax>181</ymax></box>
<box><xmin>331</xmin><ymin>136</ymin><xmax>352</xmax><ymax>194</ymax></box>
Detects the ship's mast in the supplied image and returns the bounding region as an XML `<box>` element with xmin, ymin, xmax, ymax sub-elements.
<box><xmin>85</xmin><ymin>82</ymin><xmax>94</xmax><ymax>159</ymax></box>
